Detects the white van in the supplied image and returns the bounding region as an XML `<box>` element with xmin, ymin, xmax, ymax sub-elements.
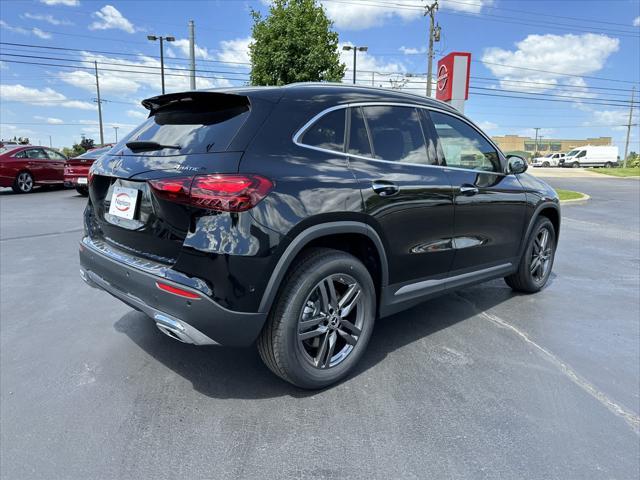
<box><xmin>532</xmin><ymin>152</ymin><xmax>565</xmax><ymax>167</ymax></box>
<box><xmin>560</xmin><ymin>145</ymin><xmax>619</xmax><ymax>168</ymax></box>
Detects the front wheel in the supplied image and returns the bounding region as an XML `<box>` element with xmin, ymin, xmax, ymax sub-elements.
<box><xmin>604</xmin><ymin>162</ymin><xmax>612</xmax><ymax>168</ymax></box>
<box><xmin>505</xmin><ymin>217</ymin><xmax>556</xmax><ymax>293</ymax></box>
<box><xmin>572</xmin><ymin>162</ymin><xmax>580</xmax><ymax>168</ymax></box>
<box><xmin>542</xmin><ymin>161</ymin><xmax>550</xmax><ymax>167</ymax></box>
<box><xmin>258</xmin><ymin>248</ymin><xmax>376</xmax><ymax>389</ymax></box>
<box><xmin>12</xmin><ymin>171</ymin><xmax>34</xmax><ymax>193</ymax></box>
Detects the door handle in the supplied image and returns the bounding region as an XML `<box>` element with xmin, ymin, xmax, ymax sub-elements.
<box><xmin>459</xmin><ymin>185</ymin><xmax>479</xmax><ymax>196</ymax></box>
<box><xmin>372</xmin><ymin>180</ymin><xmax>399</xmax><ymax>197</ymax></box>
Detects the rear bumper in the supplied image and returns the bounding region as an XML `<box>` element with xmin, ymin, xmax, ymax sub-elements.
<box><xmin>79</xmin><ymin>236</ymin><xmax>267</xmax><ymax>346</ymax></box>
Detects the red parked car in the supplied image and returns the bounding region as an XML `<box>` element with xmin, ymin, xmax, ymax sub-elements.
<box><xmin>64</xmin><ymin>146</ymin><xmax>112</xmax><ymax>196</ymax></box>
<box><xmin>0</xmin><ymin>145</ymin><xmax>68</xmax><ymax>193</ymax></box>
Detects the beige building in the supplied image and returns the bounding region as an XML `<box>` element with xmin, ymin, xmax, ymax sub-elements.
<box><xmin>491</xmin><ymin>135</ymin><xmax>612</xmax><ymax>156</ymax></box>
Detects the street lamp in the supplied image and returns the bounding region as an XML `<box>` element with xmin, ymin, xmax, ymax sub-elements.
<box><xmin>342</xmin><ymin>45</ymin><xmax>368</xmax><ymax>85</ymax></box>
<box><xmin>147</xmin><ymin>34</ymin><xmax>175</xmax><ymax>94</ymax></box>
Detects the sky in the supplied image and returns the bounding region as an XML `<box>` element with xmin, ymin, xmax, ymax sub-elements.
<box><xmin>0</xmin><ymin>0</ymin><xmax>639</xmax><ymax>152</ymax></box>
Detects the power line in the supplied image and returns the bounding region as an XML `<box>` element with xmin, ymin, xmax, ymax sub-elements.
<box><xmin>0</xmin><ymin>41</ymin><xmax>252</xmax><ymax>67</ymax></box>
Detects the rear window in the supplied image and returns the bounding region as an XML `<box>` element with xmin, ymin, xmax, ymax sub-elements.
<box><xmin>78</xmin><ymin>146</ymin><xmax>111</xmax><ymax>159</ymax></box>
<box><xmin>116</xmin><ymin>103</ymin><xmax>250</xmax><ymax>156</ymax></box>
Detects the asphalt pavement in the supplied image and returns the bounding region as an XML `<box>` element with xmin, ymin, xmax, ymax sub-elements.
<box><xmin>1</xmin><ymin>174</ymin><xmax>639</xmax><ymax>480</ymax></box>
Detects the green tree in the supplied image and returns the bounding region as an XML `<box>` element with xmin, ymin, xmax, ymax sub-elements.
<box><xmin>249</xmin><ymin>0</ymin><xmax>345</xmax><ymax>86</ymax></box>
<box><xmin>80</xmin><ymin>137</ymin><xmax>95</xmax><ymax>150</ymax></box>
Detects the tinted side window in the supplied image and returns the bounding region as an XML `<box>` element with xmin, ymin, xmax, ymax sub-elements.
<box><xmin>26</xmin><ymin>149</ymin><xmax>48</xmax><ymax>159</ymax></box>
<box><xmin>577</xmin><ymin>151</ymin><xmax>586</xmax><ymax>158</ymax></box>
<box><xmin>429</xmin><ymin>111</ymin><xmax>500</xmax><ymax>172</ymax></box>
<box><xmin>362</xmin><ymin>106</ymin><xmax>429</xmax><ymax>165</ymax></box>
<box><xmin>46</xmin><ymin>149</ymin><xmax>66</xmax><ymax>160</ymax></box>
<box><xmin>347</xmin><ymin>107</ymin><xmax>371</xmax><ymax>157</ymax></box>
<box><xmin>14</xmin><ymin>150</ymin><xmax>26</xmax><ymax>158</ymax></box>
<box><xmin>300</xmin><ymin>109</ymin><xmax>346</xmax><ymax>153</ymax></box>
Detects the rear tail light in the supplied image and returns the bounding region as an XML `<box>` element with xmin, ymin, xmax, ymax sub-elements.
<box><xmin>155</xmin><ymin>282</ymin><xmax>201</xmax><ymax>300</ymax></box>
<box><xmin>87</xmin><ymin>168</ymin><xmax>95</xmax><ymax>185</ymax></box>
<box><xmin>149</xmin><ymin>174</ymin><xmax>273</xmax><ymax>212</ymax></box>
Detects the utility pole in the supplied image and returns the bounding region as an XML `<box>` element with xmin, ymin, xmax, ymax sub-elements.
<box><xmin>94</xmin><ymin>61</ymin><xmax>104</xmax><ymax>146</ymax></box>
<box><xmin>342</xmin><ymin>45</ymin><xmax>368</xmax><ymax>85</ymax></box>
<box><xmin>623</xmin><ymin>86</ymin><xmax>635</xmax><ymax>168</ymax></box>
<box><xmin>113</xmin><ymin>126</ymin><xmax>119</xmax><ymax>143</ymax></box>
<box><xmin>534</xmin><ymin>127</ymin><xmax>540</xmax><ymax>156</ymax></box>
<box><xmin>424</xmin><ymin>1</ymin><xmax>439</xmax><ymax>97</ymax></box>
<box><xmin>188</xmin><ymin>20</ymin><xmax>196</xmax><ymax>90</ymax></box>
<box><xmin>49</xmin><ymin>135</ymin><xmax>52</xmax><ymax>148</ymax></box>
<box><xmin>147</xmin><ymin>34</ymin><xmax>176</xmax><ymax>94</ymax></box>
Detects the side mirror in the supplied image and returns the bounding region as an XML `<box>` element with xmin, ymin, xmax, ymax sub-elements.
<box><xmin>507</xmin><ymin>155</ymin><xmax>528</xmax><ymax>175</ymax></box>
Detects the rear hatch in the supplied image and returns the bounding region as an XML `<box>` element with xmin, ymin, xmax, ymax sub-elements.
<box><xmin>87</xmin><ymin>91</ymin><xmax>263</xmax><ymax>264</ymax></box>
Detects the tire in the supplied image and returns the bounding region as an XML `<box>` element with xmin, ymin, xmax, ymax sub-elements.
<box><xmin>505</xmin><ymin>217</ymin><xmax>556</xmax><ymax>293</ymax></box>
<box><xmin>542</xmin><ymin>161</ymin><xmax>550</xmax><ymax>167</ymax></box>
<box><xmin>76</xmin><ymin>186</ymin><xmax>89</xmax><ymax>196</ymax></box>
<box><xmin>572</xmin><ymin>162</ymin><xmax>580</xmax><ymax>168</ymax></box>
<box><xmin>258</xmin><ymin>248</ymin><xmax>376</xmax><ymax>389</ymax></box>
<box><xmin>604</xmin><ymin>162</ymin><xmax>612</xmax><ymax>168</ymax></box>
<box><xmin>12</xmin><ymin>171</ymin><xmax>34</xmax><ymax>193</ymax></box>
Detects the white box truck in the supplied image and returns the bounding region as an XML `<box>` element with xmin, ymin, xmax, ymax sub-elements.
<box><xmin>560</xmin><ymin>145</ymin><xmax>619</xmax><ymax>168</ymax></box>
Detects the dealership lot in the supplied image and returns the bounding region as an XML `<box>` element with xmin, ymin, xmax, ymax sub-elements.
<box><xmin>1</xmin><ymin>176</ymin><xmax>638</xmax><ymax>479</ymax></box>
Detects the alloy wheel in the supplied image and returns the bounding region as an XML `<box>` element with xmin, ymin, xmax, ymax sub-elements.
<box><xmin>530</xmin><ymin>227</ymin><xmax>553</xmax><ymax>283</ymax></box>
<box><xmin>297</xmin><ymin>274</ymin><xmax>364</xmax><ymax>369</ymax></box>
<box><xmin>17</xmin><ymin>172</ymin><xmax>33</xmax><ymax>192</ymax></box>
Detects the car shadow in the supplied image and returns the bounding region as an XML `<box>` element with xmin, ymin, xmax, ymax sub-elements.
<box><xmin>113</xmin><ymin>278</ymin><xmax>522</xmax><ymax>400</ymax></box>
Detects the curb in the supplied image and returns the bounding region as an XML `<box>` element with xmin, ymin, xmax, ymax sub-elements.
<box><xmin>560</xmin><ymin>193</ymin><xmax>590</xmax><ymax>204</ymax></box>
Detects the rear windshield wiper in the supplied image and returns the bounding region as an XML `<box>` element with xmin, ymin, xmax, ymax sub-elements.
<box><xmin>126</xmin><ymin>141</ymin><xmax>181</xmax><ymax>153</ymax></box>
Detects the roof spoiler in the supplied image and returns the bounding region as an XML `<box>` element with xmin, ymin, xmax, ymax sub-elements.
<box><xmin>141</xmin><ymin>91</ymin><xmax>250</xmax><ymax>115</ymax></box>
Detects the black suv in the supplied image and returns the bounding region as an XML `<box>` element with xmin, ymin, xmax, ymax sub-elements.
<box><xmin>80</xmin><ymin>84</ymin><xmax>560</xmax><ymax>388</ymax></box>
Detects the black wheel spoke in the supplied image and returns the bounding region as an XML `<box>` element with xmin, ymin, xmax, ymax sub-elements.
<box><xmin>337</xmin><ymin>328</ymin><xmax>357</xmax><ymax>346</ymax></box>
<box><xmin>340</xmin><ymin>319</ymin><xmax>361</xmax><ymax>336</ymax></box>
<box><xmin>299</xmin><ymin>325</ymin><xmax>328</xmax><ymax>341</ymax></box>
<box><xmin>299</xmin><ymin>315</ymin><xmax>326</xmax><ymax>331</ymax></box>
<box><xmin>338</xmin><ymin>283</ymin><xmax>361</xmax><ymax>318</ymax></box>
<box><xmin>314</xmin><ymin>331</ymin><xmax>331</xmax><ymax>367</ymax></box>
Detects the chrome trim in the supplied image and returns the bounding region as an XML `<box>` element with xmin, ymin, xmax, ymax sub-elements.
<box><xmin>81</xmin><ymin>236</ymin><xmax>212</xmax><ymax>296</ymax></box>
<box><xmin>292</xmin><ymin>101</ymin><xmax>508</xmax><ymax>176</ymax></box>
<box><xmin>394</xmin><ymin>263</ymin><xmax>513</xmax><ymax>296</ymax></box>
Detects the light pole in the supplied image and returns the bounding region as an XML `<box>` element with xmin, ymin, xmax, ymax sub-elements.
<box><xmin>342</xmin><ymin>45</ymin><xmax>368</xmax><ymax>85</ymax></box>
<box><xmin>147</xmin><ymin>34</ymin><xmax>175</xmax><ymax>94</ymax></box>
<box><xmin>113</xmin><ymin>126</ymin><xmax>119</xmax><ymax>143</ymax></box>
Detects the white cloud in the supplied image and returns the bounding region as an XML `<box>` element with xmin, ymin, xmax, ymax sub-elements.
<box><xmin>584</xmin><ymin>110</ymin><xmax>639</xmax><ymax>131</ymax></box>
<box><xmin>40</xmin><ymin>0</ymin><xmax>79</xmax><ymax>5</ymax></box>
<box><xmin>34</xmin><ymin>116</ymin><xmax>64</xmax><ymax>124</ymax></box>
<box><xmin>0</xmin><ymin>84</ymin><xmax>95</xmax><ymax>110</ymax></box>
<box><xmin>168</xmin><ymin>39</ymin><xmax>213</xmax><ymax>60</ymax></box>
<box><xmin>0</xmin><ymin>20</ymin><xmax>29</xmax><ymax>35</ymax></box>
<box><xmin>126</xmin><ymin>109</ymin><xmax>147</xmax><ymax>120</ymax></box>
<box><xmin>321</xmin><ymin>0</ymin><xmax>492</xmax><ymax>30</ymax></box>
<box><xmin>217</xmin><ymin>37</ymin><xmax>252</xmax><ymax>65</ymax></box>
<box><xmin>477</xmin><ymin>121</ymin><xmax>498</xmax><ymax>131</ymax></box>
<box><xmin>481</xmin><ymin>33</ymin><xmax>619</xmax><ymax>96</ymax></box>
<box><xmin>61</xmin><ymin>69</ymin><xmax>141</xmax><ymax>94</ymax></box>
<box><xmin>32</xmin><ymin>27</ymin><xmax>52</xmax><ymax>39</ymax></box>
<box><xmin>89</xmin><ymin>5</ymin><xmax>135</xmax><ymax>34</ymax></box>
<box><xmin>1</xmin><ymin>20</ymin><xmax>55</xmax><ymax>39</ymax></box>
<box><xmin>23</xmin><ymin>13</ymin><xmax>73</xmax><ymax>26</ymax></box>
<box><xmin>399</xmin><ymin>46</ymin><xmax>426</xmax><ymax>55</ymax></box>
<box><xmin>634</xmin><ymin>16</ymin><xmax>640</xmax><ymax>27</ymax></box>
<box><xmin>59</xmin><ymin>51</ymin><xmax>230</xmax><ymax>97</ymax></box>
